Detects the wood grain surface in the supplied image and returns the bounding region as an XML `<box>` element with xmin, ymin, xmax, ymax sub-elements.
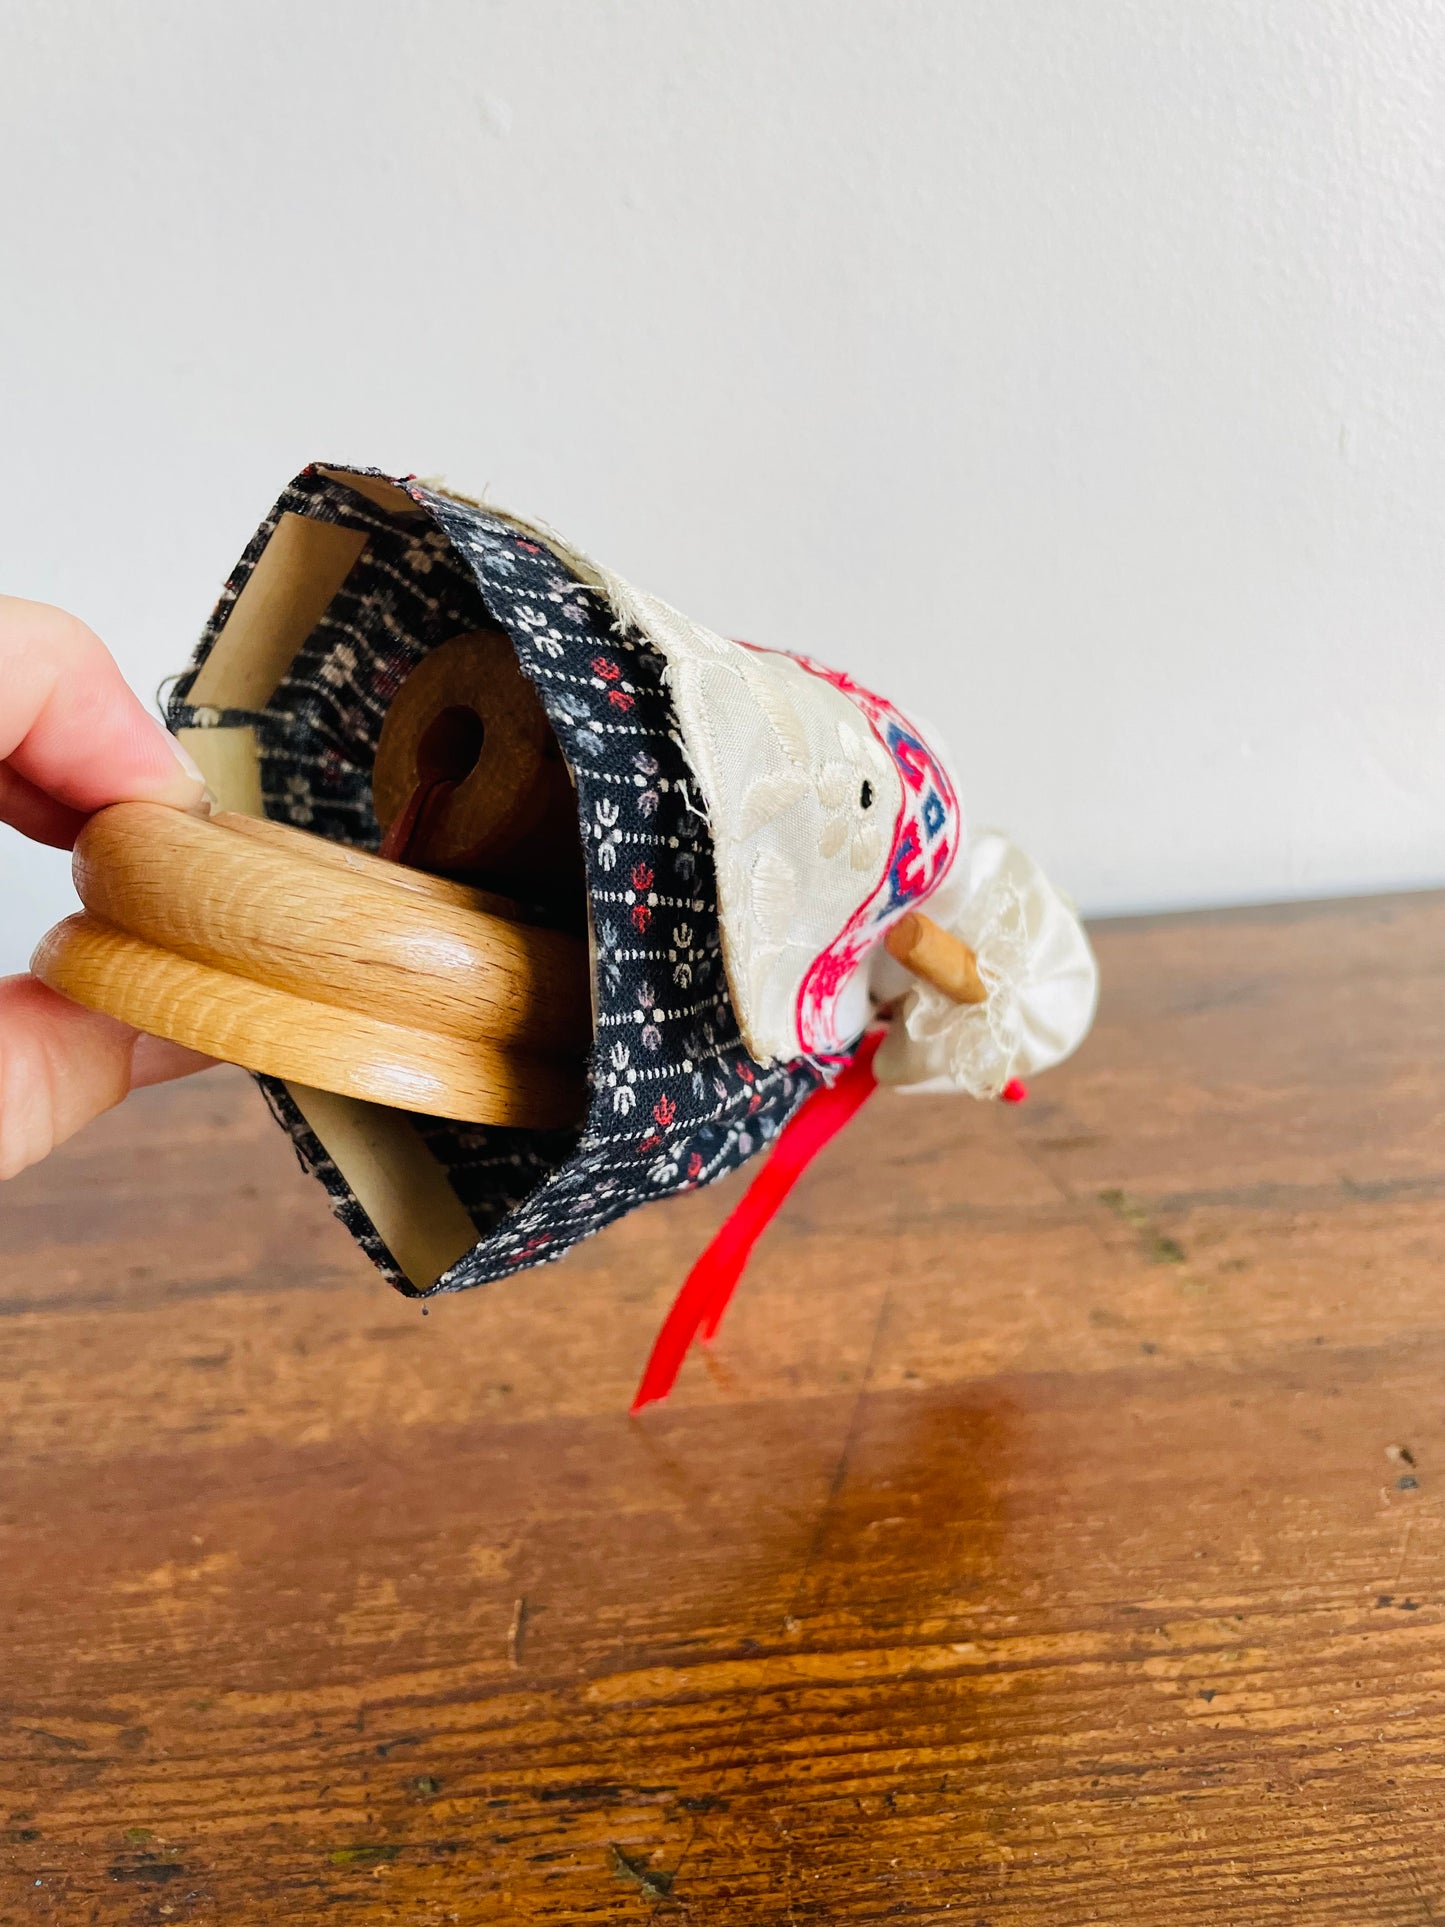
<box><xmin>3</xmin><ymin>890</ymin><xmax>1444</xmax><ymax>1924</ymax></box>
<box><xmin>372</xmin><ymin>630</ymin><xmax>584</xmax><ymax>894</ymax></box>
<box><xmin>32</xmin><ymin>804</ymin><xmax>590</xmax><ymax>1129</ymax></box>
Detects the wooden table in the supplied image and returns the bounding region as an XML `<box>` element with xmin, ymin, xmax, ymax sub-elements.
<box><xmin>3</xmin><ymin>891</ymin><xmax>1444</xmax><ymax>1924</ymax></box>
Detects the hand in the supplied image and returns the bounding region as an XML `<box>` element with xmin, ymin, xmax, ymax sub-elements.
<box><xmin>1</xmin><ymin>597</ymin><xmax>215</xmax><ymax>1179</ymax></box>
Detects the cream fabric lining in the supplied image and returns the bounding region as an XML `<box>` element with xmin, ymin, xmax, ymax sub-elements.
<box><xmin>175</xmin><ymin>724</ymin><xmax>265</xmax><ymax>817</ymax></box>
<box><xmin>284</xmin><ymin>1084</ymin><xmax>477</xmax><ymax>1283</ymax></box>
<box><xmin>186</xmin><ymin>514</ymin><xmax>369</xmax><ymax>712</ymax></box>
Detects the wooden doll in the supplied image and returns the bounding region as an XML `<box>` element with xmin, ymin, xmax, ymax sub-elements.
<box><xmin>33</xmin><ymin>463</ymin><xmax>1097</xmax><ymax>1404</ymax></box>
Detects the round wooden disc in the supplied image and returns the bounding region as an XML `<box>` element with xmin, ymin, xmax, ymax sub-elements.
<box><xmin>68</xmin><ymin>803</ymin><xmax>592</xmax><ymax>1058</ymax></box>
<box><xmin>218</xmin><ymin>809</ymin><xmax>528</xmax><ymax>922</ymax></box>
<box><xmin>371</xmin><ymin>629</ymin><xmax>578</xmax><ymax>882</ymax></box>
<box><xmin>32</xmin><ymin>801</ymin><xmax>593</xmax><ymax>1129</ymax></box>
<box><xmin>33</xmin><ymin>914</ymin><xmax>584</xmax><ymax>1128</ymax></box>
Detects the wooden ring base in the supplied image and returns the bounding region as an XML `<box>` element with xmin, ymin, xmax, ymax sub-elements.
<box><xmin>31</xmin><ymin>803</ymin><xmax>592</xmax><ymax>1128</ymax></box>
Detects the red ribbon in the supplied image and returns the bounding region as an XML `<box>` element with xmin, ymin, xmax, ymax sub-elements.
<box><xmin>631</xmin><ymin>1030</ymin><xmax>885</xmax><ymax>1412</ymax></box>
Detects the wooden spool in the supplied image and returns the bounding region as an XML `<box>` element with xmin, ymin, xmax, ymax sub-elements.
<box><xmin>372</xmin><ymin>629</ymin><xmax>583</xmax><ymax>898</ymax></box>
<box><xmin>31</xmin><ymin>802</ymin><xmax>592</xmax><ymax>1128</ymax></box>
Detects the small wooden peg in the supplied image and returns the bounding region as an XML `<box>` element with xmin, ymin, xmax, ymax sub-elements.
<box><xmin>885</xmin><ymin>910</ymin><xmax>988</xmax><ymax>1006</ymax></box>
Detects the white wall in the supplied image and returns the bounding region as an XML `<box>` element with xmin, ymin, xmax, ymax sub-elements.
<box><xmin>3</xmin><ymin>0</ymin><xmax>1443</xmax><ymax>973</ymax></box>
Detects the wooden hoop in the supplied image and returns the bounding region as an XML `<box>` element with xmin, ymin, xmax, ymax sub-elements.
<box><xmin>31</xmin><ymin>803</ymin><xmax>592</xmax><ymax>1128</ymax></box>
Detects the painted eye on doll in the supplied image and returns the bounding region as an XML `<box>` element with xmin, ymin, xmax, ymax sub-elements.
<box><xmin>859</xmin><ymin>780</ymin><xmax>875</xmax><ymax>810</ymax></box>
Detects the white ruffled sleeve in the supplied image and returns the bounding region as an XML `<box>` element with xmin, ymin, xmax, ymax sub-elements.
<box><xmin>871</xmin><ymin>832</ymin><xmax>1099</xmax><ymax>1097</ymax></box>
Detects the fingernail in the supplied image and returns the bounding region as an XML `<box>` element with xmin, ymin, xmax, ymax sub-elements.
<box><xmin>156</xmin><ymin>715</ymin><xmax>205</xmax><ymax>784</ymax></box>
<box><xmin>152</xmin><ymin>715</ymin><xmax>216</xmax><ymax>812</ymax></box>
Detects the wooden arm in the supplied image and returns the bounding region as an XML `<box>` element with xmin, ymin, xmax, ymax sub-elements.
<box><xmin>884</xmin><ymin>910</ymin><xmax>988</xmax><ymax>1005</ymax></box>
